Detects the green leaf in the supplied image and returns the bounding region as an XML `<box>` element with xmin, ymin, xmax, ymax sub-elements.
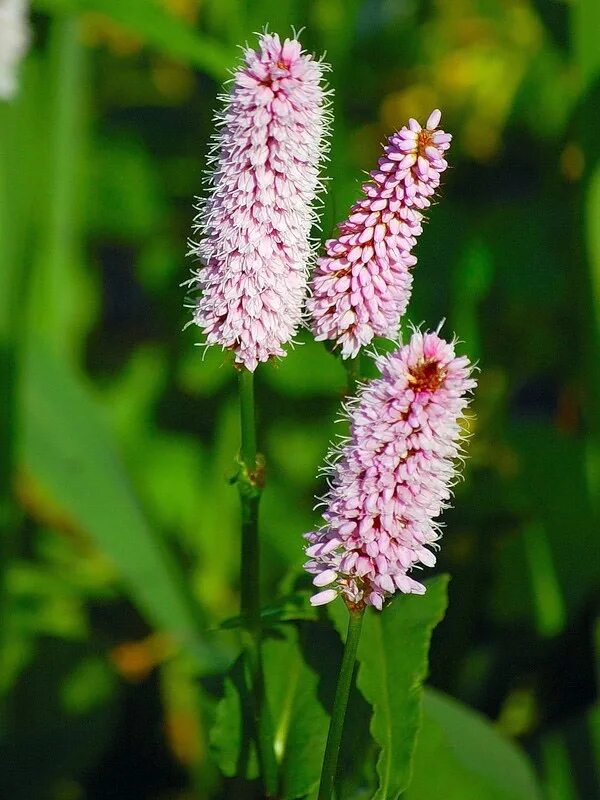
<box><xmin>210</xmin><ymin>654</ymin><xmax>259</xmax><ymax>779</ymax></box>
<box><xmin>19</xmin><ymin>339</ymin><xmax>218</xmax><ymax>668</ymax></box>
<box><xmin>355</xmin><ymin>575</ymin><xmax>450</xmax><ymax>800</ymax></box>
<box><xmin>210</xmin><ymin>623</ymin><xmax>331</xmax><ymax>798</ymax></box>
<box><xmin>33</xmin><ymin>0</ymin><xmax>234</xmax><ymax>81</ymax></box>
<box><xmin>405</xmin><ymin>688</ymin><xmax>543</xmax><ymax>800</ymax></box>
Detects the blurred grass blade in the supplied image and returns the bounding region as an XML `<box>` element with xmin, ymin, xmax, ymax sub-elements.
<box><xmin>572</xmin><ymin>0</ymin><xmax>600</xmax><ymax>516</ymax></box>
<box><xmin>572</xmin><ymin>0</ymin><xmax>600</xmax><ymax>92</ymax></box>
<box><xmin>33</xmin><ymin>0</ymin><xmax>234</xmax><ymax>80</ymax></box>
<box><xmin>451</xmin><ymin>238</ymin><xmax>493</xmax><ymax>361</ymax></box>
<box><xmin>540</xmin><ymin>732</ymin><xmax>579</xmax><ymax>800</ymax></box>
<box><xmin>19</xmin><ymin>338</ymin><xmax>214</xmax><ymax>666</ymax></box>
<box><xmin>0</xmin><ymin>62</ymin><xmax>43</xmax><ymax>675</ymax></box>
<box><xmin>522</xmin><ymin>522</ymin><xmax>566</xmax><ymax>638</ymax></box>
<box><xmin>30</xmin><ymin>16</ymin><xmax>87</xmax><ymax>357</ymax></box>
<box><xmin>0</xmin><ymin>115</ymin><xmax>20</xmax><ymax>533</ymax></box>
<box><xmin>405</xmin><ymin>688</ymin><xmax>543</xmax><ymax>800</ymax></box>
<box><xmin>584</xmin><ymin>164</ymin><xmax>600</xmax><ymax>513</ymax></box>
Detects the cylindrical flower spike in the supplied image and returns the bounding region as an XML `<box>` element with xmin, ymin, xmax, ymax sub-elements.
<box><xmin>308</xmin><ymin>110</ymin><xmax>451</xmax><ymax>358</ymax></box>
<box><xmin>0</xmin><ymin>0</ymin><xmax>30</xmax><ymax>100</ymax></box>
<box><xmin>304</xmin><ymin>330</ymin><xmax>476</xmax><ymax>610</ymax></box>
<box><xmin>189</xmin><ymin>32</ymin><xmax>329</xmax><ymax>372</ymax></box>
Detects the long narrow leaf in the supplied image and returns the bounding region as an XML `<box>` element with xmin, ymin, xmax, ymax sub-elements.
<box><xmin>20</xmin><ymin>339</ymin><xmax>216</xmax><ymax>667</ymax></box>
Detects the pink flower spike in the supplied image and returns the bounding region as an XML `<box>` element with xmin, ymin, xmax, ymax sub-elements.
<box><xmin>303</xmin><ymin>329</ymin><xmax>476</xmax><ymax>611</ymax></box>
<box><xmin>308</xmin><ymin>110</ymin><xmax>452</xmax><ymax>358</ymax></box>
<box><xmin>188</xmin><ymin>32</ymin><xmax>330</xmax><ymax>371</ymax></box>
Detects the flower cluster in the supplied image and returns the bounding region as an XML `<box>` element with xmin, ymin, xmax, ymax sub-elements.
<box><xmin>307</xmin><ymin>110</ymin><xmax>451</xmax><ymax>358</ymax></box>
<box><xmin>189</xmin><ymin>32</ymin><xmax>329</xmax><ymax>372</ymax></box>
<box><xmin>0</xmin><ymin>0</ymin><xmax>30</xmax><ymax>100</ymax></box>
<box><xmin>304</xmin><ymin>330</ymin><xmax>475</xmax><ymax>610</ymax></box>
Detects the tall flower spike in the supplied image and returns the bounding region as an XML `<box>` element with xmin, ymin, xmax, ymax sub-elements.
<box><xmin>0</xmin><ymin>0</ymin><xmax>30</xmax><ymax>100</ymax></box>
<box><xmin>308</xmin><ymin>110</ymin><xmax>451</xmax><ymax>358</ymax></box>
<box><xmin>189</xmin><ymin>32</ymin><xmax>329</xmax><ymax>372</ymax></box>
<box><xmin>304</xmin><ymin>330</ymin><xmax>476</xmax><ymax>610</ymax></box>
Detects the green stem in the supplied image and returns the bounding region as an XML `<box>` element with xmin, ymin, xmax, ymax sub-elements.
<box><xmin>318</xmin><ymin>606</ymin><xmax>365</xmax><ymax>800</ymax></box>
<box><xmin>238</xmin><ymin>368</ymin><xmax>260</xmax><ymax>628</ymax></box>
<box><xmin>239</xmin><ymin>368</ymin><xmax>258</xmax><ymax>471</ymax></box>
<box><xmin>237</xmin><ymin>368</ymin><xmax>278</xmax><ymax>796</ymax></box>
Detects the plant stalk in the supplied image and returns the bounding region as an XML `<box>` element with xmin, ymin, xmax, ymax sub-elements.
<box><xmin>317</xmin><ymin>605</ymin><xmax>365</xmax><ymax>800</ymax></box>
<box><xmin>237</xmin><ymin>368</ymin><xmax>278</xmax><ymax>796</ymax></box>
<box><xmin>239</xmin><ymin>367</ymin><xmax>260</xmax><ymax>628</ymax></box>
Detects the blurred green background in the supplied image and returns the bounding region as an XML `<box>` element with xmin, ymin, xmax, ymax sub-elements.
<box><xmin>1</xmin><ymin>0</ymin><xmax>599</xmax><ymax>798</ymax></box>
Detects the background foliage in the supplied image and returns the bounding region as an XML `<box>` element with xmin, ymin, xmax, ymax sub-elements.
<box><xmin>1</xmin><ymin>0</ymin><xmax>599</xmax><ymax>798</ymax></box>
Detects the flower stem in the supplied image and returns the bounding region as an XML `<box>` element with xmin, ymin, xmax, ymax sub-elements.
<box><xmin>318</xmin><ymin>606</ymin><xmax>365</xmax><ymax>800</ymax></box>
<box><xmin>238</xmin><ymin>368</ymin><xmax>260</xmax><ymax>628</ymax></box>
<box><xmin>237</xmin><ymin>368</ymin><xmax>278</xmax><ymax>796</ymax></box>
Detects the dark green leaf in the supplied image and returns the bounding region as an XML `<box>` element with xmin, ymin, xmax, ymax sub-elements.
<box><xmin>405</xmin><ymin>688</ymin><xmax>543</xmax><ymax>800</ymax></box>
<box><xmin>572</xmin><ymin>0</ymin><xmax>600</xmax><ymax>91</ymax></box>
<box><xmin>355</xmin><ymin>576</ymin><xmax>450</xmax><ymax>800</ymax></box>
<box><xmin>210</xmin><ymin>624</ymin><xmax>330</xmax><ymax>797</ymax></box>
<box><xmin>210</xmin><ymin>654</ymin><xmax>259</xmax><ymax>779</ymax></box>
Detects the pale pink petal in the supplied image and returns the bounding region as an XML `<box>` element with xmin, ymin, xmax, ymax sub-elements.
<box><xmin>310</xmin><ymin>589</ymin><xmax>339</xmax><ymax>607</ymax></box>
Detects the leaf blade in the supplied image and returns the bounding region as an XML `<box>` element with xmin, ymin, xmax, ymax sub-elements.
<box><xmin>405</xmin><ymin>688</ymin><xmax>543</xmax><ymax>800</ymax></box>
<box><xmin>20</xmin><ymin>340</ymin><xmax>215</xmax><ymax>666</ymax></box>
<box><xmin>210</xmin><ymin>623</ymin><xmax>331</xmax><ymax>797</ymax></box>
<box><xmin>355</xmin><ymin>575</ymin><xmax>450</xmax><ymax>800</ymax></box>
